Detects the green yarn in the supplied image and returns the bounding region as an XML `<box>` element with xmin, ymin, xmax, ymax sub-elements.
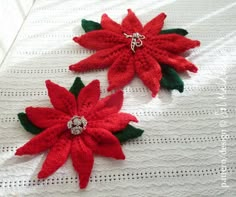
<box><xmin>160</xmin><ymin>65</ymin><xmax>184</xmax><ymax>93</ymax></box>
<box><xmin>18</xmin><ymin>113</ymin><xmax>43</xmax><ymax>135</ymax></box>
<box><xmin>69</xmin><ymin>77</ymin><xmax>85</xmax><ymax>98</ymax></box>
<box><xmin>114</xmin><ymin>124</ymin><xmax>144</xmax><ymax>143</ymax></box>
<box><xmin>81</xmin><ymin>19</ymin><xmax>102</xmax><ymax>32</ymax></box>
<box><xmin>160</xmin><ymin>28</ymin><xmax>188</xmax><ymax>36</ymax></box>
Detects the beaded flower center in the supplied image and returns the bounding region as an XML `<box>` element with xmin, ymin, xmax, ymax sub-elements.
<box><xmin>124</xmin><ymin>32</ymin><xmax>145</xmax><ymax>53</ymax></box>
<box><xmin>67</xmin><ymin>116</ymin><xmax>87</xmax><ymax>135</ymax></box>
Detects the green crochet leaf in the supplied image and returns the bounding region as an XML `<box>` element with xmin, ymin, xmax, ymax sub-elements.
<box><xmin>81</xmin><ymin>19</ymin><xmax>102</xmax><ymax>32</ymax></box>
<box><xmin>69</xmin><ymin>77</ymin><xmax>85</xmax><ymax>98</ymax></box>
<box><xmin>18</xmin><ymin>113</ymin><xmax>43</xmax><ymax>135</ymax></box>
<box><xmin>160</xmin><ymin>65</ymin><xmax>184</xmax><ymax>93</ymax></box>
<box><xmin>114</xmin><ymin>124</ymin><xmax>144</xmax><ymax>143</ymax></box>
<box><xmin>160</xmin><ymin>28</ymin><xmax>188</xmax><ymax>36</ymax></box>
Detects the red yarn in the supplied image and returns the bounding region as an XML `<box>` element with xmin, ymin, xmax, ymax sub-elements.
<box><xmin>107</xmin><ymin>49</ymin><xmax>135</xmax><ymax>91</ymax></box>
<box><xmin>70</xmin><ymin>9</ymin><xmax>200</xmax><ymax>97</ymax></box>
<box><xmin>46</xmin><ymin>80</ymin><xmax>77</xmax><ymax>116</ymax></box>
<box><xmin>83</xmin><ymin>128</ymin><xmax>125</xmax><ymax>159</ymax></box>
<box><xmin>26</xmin><ymin>107</ymin><xmax>70</xmax><ymax>128</ymax></box>
<box><xmin>101</xmin><ymin>14</ymin><xmax>122</xmax><ymax>33</ymax></box>
<box><xmin>121</xmin><ymin>9</ymin><xmax>143</xmax><ymax>34</ymax></box>
<box><xmin>88</xmin><ymin>112</ymin><xmax>138</xmax><ymax>132</ymax></box>
<box><xmin>87</xmin><ymin>90</ymin><xmax>124</xmax><ymax>120</ymax></box>
<box><xmin>70</xmin><ymin>45</ymin><xmax>125</xmax><ymax>72</ymax></box>
<box><xmin>15</xmin><ymin>124</ymin><xmax>67</xmax><ymax>155</ymax></box>
<box><xmin>135</xmin><ymin>49</ymin><xmax>162</xmax><ymax>96</ymax></box>
<box><xmin>15</xmin><ymin>79</ymin><xmax>137</xmax><ymax>189</ymax></box>
<box><xmin>71</xmin><ymin>137</ymin><xmax>94</xmax><ymax>189</ymax></box>
<box><xmin>73</xmin><ymin>30</ymin><xmax>128</xmax><ymax>50</ymax></box>
<box><xmin>143</xmin><ymin>12</ymin><xmax>166</xmax><ymax>35</ymax></box>
<box><xmin>38</xmin><ymin>133</ymin><xmax>71</xmax><ymax>179</ymax></box>
<box><xmin>77</xmin><ymin>79</ymin><xmax>100</xmax><ymax>116</ymax></box>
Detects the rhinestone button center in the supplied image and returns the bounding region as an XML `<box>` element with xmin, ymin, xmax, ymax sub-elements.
<box><xmin>67</xmin><ymin>116</ymin><xmax>87</xmax><ymax>135</ymax></box>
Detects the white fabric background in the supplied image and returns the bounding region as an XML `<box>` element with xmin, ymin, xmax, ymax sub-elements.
<box><xmin>0</xmin><ymin>0</ymin><xmax>34</xmax><ymax>64</ymax></box>
<box><xmin>0</xmin><ymin>0</ymin><xmax>235</xmax><ymax>196</ymax></box>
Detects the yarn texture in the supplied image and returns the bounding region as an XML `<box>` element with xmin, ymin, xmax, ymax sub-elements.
<box><xmin>160</xmin><ymin>65</ymin><xmax>184</xmax><ymax>92</ymax></box>
<box><xmin>70</xmin><ymin>9</ymin><xmax>200</xmax><ymax>97</ymax></box>
<box><xmin>16</xmin><ymin>78</ymin><xmax>143</xmax><ymax>189</ymax></box>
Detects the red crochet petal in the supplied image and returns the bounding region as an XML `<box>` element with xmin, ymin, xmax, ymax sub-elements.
<box><xmin>121</xmin><ymin>9</ymin><xmax>143</xmax><ymax>34</ymax></box>
<box><xmin>73</xmin><ymin>30</ymin><xmax>127</xmax><ymax>50</ymax></box>
<box><xmin>87</xmin><ymin>90</ymin><xmax>123</xmax><ymax>120</ymax></box>
<box><xmin>101</xmin><ymin>14</ymin><xmax>122</xmax><ymax>34</ymax></box>
<box><xmin>46</xmin><ymin>80</ymin><xmax>77</xmax><ymax>116</ymax></box>
<box><xmin>26</xmin><ymin>107</ymin><xmax>70</xmax><ymax>129</ymax></box>
<box><xmin>71</xmin><ymin>137</ymin><xmax>94</xmax><ymax>189</ymax></box>
<box><xmin>149</xmin><ymin>34</ymin><xmax>200</xmax><ymax>53</ymax></box>
<box><xmin>38</xmin><ymin>133</ymin><xmax>71</xmax><ymax>179</ymax></box>
<box><xmin>148</xmin><ymin>46</ymin><xmax>198</xmax><ymax>73</ymax></box>
<box><xmin>143</xmin><ymin>13</ymin><xmax>166</xmax><ymax>35</ymax></box>
<box><xmin>107</xmin><ymin>50</ymin><xmax>135</xmax><ymax>91</ymax></box>
<box><xmin>77</xmin><ymin>80</ymin><xmax>100</xmax><ymax>117</ymax></box>
<box><xmin>69</xmin><ymin>45</ymin><xmax>125</xmax><ymax>72</ymax></box>
<box><xmin>88</xmin><ymin>112</ymin><xmax>138</xmax><ymax>132</ymax></box>
<box><xmin>135</xmin><ymin>50</ymin><xmax>162</xmax><ymax>97</ymax></box>
<box><xmin>84</xmin><ymin>128</ymin><xmax>125</xmax><ymax>159</ymax></box>
<box><xmin>15</xmin><ymin>124</ymin><xmax>67</xmax><ymax>155</ymax></box>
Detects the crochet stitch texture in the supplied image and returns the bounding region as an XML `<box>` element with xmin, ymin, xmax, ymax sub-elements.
<box><xmin>15</xmin><ymin>78</ymin><xmax>140</xmax><ymax>189</ymax></box>
<box><xmin>70</xmin><ymin>9</ymin><xmax>200</xmax><ymax>97</ymax></box>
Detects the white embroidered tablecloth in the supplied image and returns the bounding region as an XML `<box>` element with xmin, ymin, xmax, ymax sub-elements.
<box><xmin>0</xmin><ymin>0</ymin><xmax>236</xmax><ymax>196</ymax></box>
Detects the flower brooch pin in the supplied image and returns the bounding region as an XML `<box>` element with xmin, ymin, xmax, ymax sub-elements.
<box><xmin>70</xmin><ymin>9</ymin><xmax>200</xmax><ymax>97</ymax></box>
<box><xmin>16</xmin><ymin>78</ymin><xmax>143</xmax><ymax>189</ymax></box>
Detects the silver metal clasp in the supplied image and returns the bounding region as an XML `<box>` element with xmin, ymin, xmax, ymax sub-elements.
<box><xmin>124</xmin><ymin>32</ymin><xmax>145</xmax><ymax>53</ymax></box>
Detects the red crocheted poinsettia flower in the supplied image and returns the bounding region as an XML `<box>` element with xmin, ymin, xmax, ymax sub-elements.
<box><xmin>15</xmin><ymin>79</ymin><xmax>138</xmax><ymax>189</ymax></box>
<box><xmin>70</xmin><ymin>9</ymin><xmax>200</xmax><ymax>97</ymax></box>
